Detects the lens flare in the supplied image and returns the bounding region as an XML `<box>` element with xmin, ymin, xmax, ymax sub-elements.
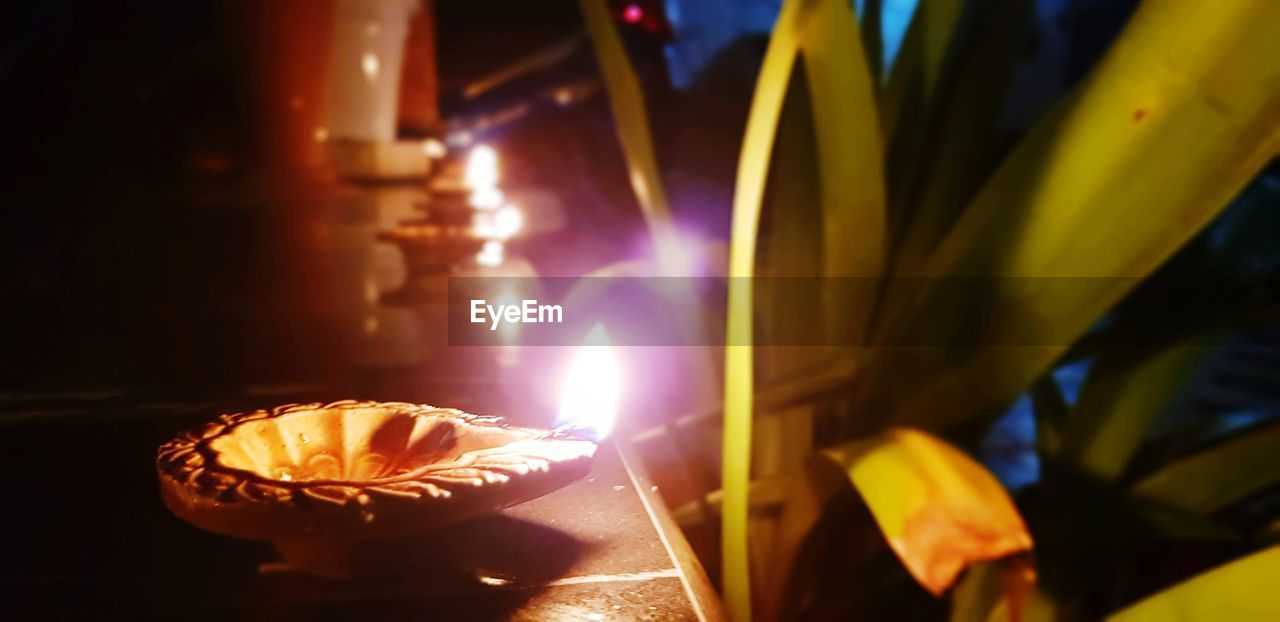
<box><xmin>476</xmin><ymin>240</ymin><xmax>505</xmax><ymax>267</ymax></box>
<box><xmin>465</xmin><ymin>144</ymin><xmax>499</xmax><ymax>189</ymax></box>
<box><xmin>494</xmin><ymin>205</ymin><xmax>523</xmax><ymax>238</ymax></box>
<box><xmin>557</xmin><ymin>326</ymin><xmax>620</xmax><ymax>439</ymax></box>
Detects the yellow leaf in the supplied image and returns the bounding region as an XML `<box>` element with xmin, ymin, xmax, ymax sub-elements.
<box><xmin>1106</xmin><ymin>547</ymin><xmax>1280</xmax><ymax>621</ymax></box>
<box><xmin>801</xmin><ymin>0</ymin><xmax>886</xmax><ymax>331</ymax></box>
<box><xmin>722</xmin><ymin>0</ymin><xmax>884</xmax><ymax>617</ymax></box>
<box><xmin>721</xmin><ymin>0</ymin><xmax>804</xmax><ymax>608</ymax></box>
<box><xmin>820</xmin><ymin>428</ymin><xmax>1033</xmax><ymax>595</ymax></box>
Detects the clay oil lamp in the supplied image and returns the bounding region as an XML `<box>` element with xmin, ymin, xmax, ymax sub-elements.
<box><xmin>422</xmin><ymin>143</ymin><xmax>504</xmax><ymax>225</ymax></box>
<box><xmin>377</xmin><ymin>220</ymin><xmax>487</xmax><ymax>274</ymax></box>
<box><xmin>424</xmin><ymin>143</ymin><xmax>500</xmax><ymax>207</ymax></box>
<box><xmin>156</xmin><ymin>334</ymin><xmax>620</xmax><ymax>577</ymax></box>
<box><xmin>382</xmin><ymin>144</ymin><xmax>513</xmax><ymax>275</ymax></box>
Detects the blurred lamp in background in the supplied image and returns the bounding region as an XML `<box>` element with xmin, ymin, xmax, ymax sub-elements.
<box><xmin>465</xmin><ymin>144</ymin><xmax>500</xmax><ymax>193</ymax></box>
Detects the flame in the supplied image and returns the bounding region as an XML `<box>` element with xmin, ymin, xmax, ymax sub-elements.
<box><xmin>361</xmin><ymin>52</ymin><xmax>380</xmax><ymax>81</ymax></box>
<box><xmin>476</xmin><ymin>240</ymin><xmax>505</xmax><ymax>267</ymax></box>
<box><xmin>494</xmin><ymin>205</ymin><xmax>523</xmax><ymax>238</ymax></box>
<box><xmin>421</xmin><ymin>138</ymin><xmax>447</xmax><ymax>159</ymax></box>
<box><xmin>557</xmin><ymin>326</ymin><xmax>620</xmax><ymax>439</ymax></box>
<box><xmin>465</xmin><ymin>144</ymin><xmax>499</xmax><ymax>189</ymax></box>
<box><xmin>469</xmin><ymin>186</ymin><xmax>504</xmax><ymax>210</ymax></box>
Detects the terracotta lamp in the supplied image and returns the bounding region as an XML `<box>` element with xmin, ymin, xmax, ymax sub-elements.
<box><xmin>157</xmin><ymin>401</ymin><xmax>597</xmax><ymax>577</ymax></box>
<box><xmin>158</xmin><ymin>330</ymin><xmax>619</xmax><ymax>577</ymax></box>
<box><xmin>377</xmin><ymin>221</ymin><xmax>486</xmax><ymax>273</ymax></box>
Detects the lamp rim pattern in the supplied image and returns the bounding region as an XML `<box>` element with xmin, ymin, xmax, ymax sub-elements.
<box><xmin>156</xmin><ymin>400</ymin><xmax>596</xmax><ymax>541</ymax></box>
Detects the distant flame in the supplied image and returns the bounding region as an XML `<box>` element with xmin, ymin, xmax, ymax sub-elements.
<box><xmin>557</xmin><ymin>326</ymin><xmax>620</xmax><ymax>439</ymax></box>
<box><xmin>494</xmin><ymin>205</ymin><xmax>523</xmax><ymax>238</ymax></box>
<box><xmin>421</xmin><ymin>138</ymin><xmax>447</xmax><ymax>159</ymax></box>
<box><xmin>476</xmin><ymin>240</ymin><xmax>505</xmax><ymax>267</ymax></box>
<box><xmin>361</xmin><ymin>52</ymin><xmax>380</xmax><ymax>81</ymax></box>
<box><xmin>465</xmin><ymin>144</ymin><xmax>499</xmax><ymax>190</ymax></box>
<box><xmin>469</xmin><ymin>186</ymin><xmax>504</xmax><ymax>210</ymax></box>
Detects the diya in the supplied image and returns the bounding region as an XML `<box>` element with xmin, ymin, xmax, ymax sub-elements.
<box><xmin>156</xmin><ymin>400</ymin><xmax>598</xmax><ymax>577</ymax></box>
<box><xmin>377</xmin><ymin>220</ymin><xmax>487</xmax><ymax>273</ymax></box>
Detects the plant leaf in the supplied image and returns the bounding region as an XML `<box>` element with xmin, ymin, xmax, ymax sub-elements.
<box><xmin>1058</xmin><ymin>339</ymin><xmax>1218</xmax><ymax>481</ymax></box>
<box><xmin>578</xmin><ymin>0</ymin><xmax>683</xmax><ymax>273</ymax></box>
<box><xmin>875</xmin><ymin>0</ymin><xmax>1280</xmax><ymax>431</ymax></box>
<box><xmin>889</xmin><ymin>0</ymin><xmax>1033</xmax><ymax>274</ymax></box>
<box><xmin>722</xmin><ymin>0</ymin><xmax>883</xmax><ymax>617</ymax></box>
<box><xmin>950</xmin><ymin>559</ymin><xmax>1044</xmax><ymax>622</ymax></box>
<box><xmin>801</xmin><ymin>0</ymin><xmax>887</xmax><ymax>343</ymax></box>
<box><xmin>879</xmin><ymin>0</ymin><xmax>964</xmax><ymax>144</ymax></box>
<box><xmin>1106</xmin><ymin>547</ymin><xmax>1280</xmax><ymax>621</ymax></box>
<box><xmin>859</xmin><ymin>0</ymin><xmax>884</xmax><ymax>85</ymax></box>
<box><xmin>722</xmin><ymin>0</ymin><xmax>807</xmax><ymax>615</ymax></box>
<box><xmin>754</xmin><ymin>65</ymin><xmax>827</xmax><ymax>384</ymax></box>
<box><xmin>1131</xmin><ymin>421</ymin><xmax>1280</xmax><ymax>515</ymax></box>
<box><xmin>819</xmin><ymin>428</ymin><xmax>1033</xmax><ymax>595</ymax></box>
<box><xmin>1029</xmin><ymin>374</ymin><xmax>1067</xmax><ymax>458</ymax></box>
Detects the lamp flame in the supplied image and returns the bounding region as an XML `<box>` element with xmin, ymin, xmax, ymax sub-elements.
<box><xmin>469</xmin><ymin>186</ymin><xmax>504</xmax><ymax>210</ymax></box>
<box><xmin>476</xmin><ymin>240</ymin><xmax>505</xmax><ymax>267</ymax></box>
<box><xmin>465</xmin><ymin>144</ymin><xmax>499</xmax><ymax>189</ymax></box>
<box><xmin>556</xmin><ymin>326</ymin><xmax>620</xmax><ymax>439</ymax></box>
<box><xmin>494</xmin><ymin>205</ymin><xmax>523</xmax><ymax>238</ymax></box>
<box><xmin>421</xmin><ymin>138</ymin><xmax>447</xmax><ymax>159</ymax></box>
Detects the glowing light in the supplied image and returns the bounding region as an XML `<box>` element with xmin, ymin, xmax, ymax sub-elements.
<box><xmin>313</xmin><ymin>127</ymin><xmax>330</xmax><ymax>143</ymax></box>
<box><xmin>421</xmin><ymin>138</ymin><xmax>447</xmax><ymax>159</ymax></box>
<box><xmin>361</xmin><ymin>53</ymin><xmax>380</xmax><ymax>81</ymax></box>
<box><xmin>473</xmin><ymin>214</ymin><xmax>495</xmax><ymax>238</ymax></box>
<box><xmin>473</xmin><ymin>204</ymin><xmax>521</xmax><ymax>240</ymax></box>
<box><xmin>447</xmin><ymin>130</ymin><xmax>474</xmax><ymax>147</ymax></box>
<box><xmin>469</xmin><ymin>186</ymin><xmax>504</xmax><ymax>210</ymax></box>
<box><xmin>465</xmin><ymin>144</ymin><xmax>499</xmax><ymax>189</ymax></box>
<box><xmin>494</xmin><ymin>205</ymin><xmax>523</xmax><ymax>239</ymax></box>
<box><xmin>622</xmin><ymin>4</ymin><xmax>644</xmax><ymax>24</ymax></box>
<box><xmin>557</xmin><ymin>326</ymin><xmax>620</xmax><ymax>439</ymax></box>
<box><xmin>476</xmin><ymin>240</ymin><xmax>505</xmax><ymax>267</ymax></box>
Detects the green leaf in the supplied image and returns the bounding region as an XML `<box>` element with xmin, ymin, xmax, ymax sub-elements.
<box><xmin>754</xmin><ymin>65</ymin><xmax>826</xmax><ymax>384</ymax></box>
<box><xmin>722</xmin><ymin>0</ymin><xmax>884</xmax><ymax>617</ymax></box>
<box><xmin>722</xmin><ymin>0</ymin><xmax>806</xmax><ymax>613</ymax></box>
<box><xmin>1058</xmin><ymin>339</ymin><xmax>1218</xmax><ymax>481</ymax></box>
<box><xmin>860</xmin><ymin>0</ymin><xmax>884</xmax><ymax>85</ymax></box>
<box><xmin>879</xmin><ymin>0</ymin><xmax>964</xmax><ymax>143</ymax></box>
<box><xmin>1131</xmin><ymin>421</ymin><xmax>1280</xmax><ymax>515</ymax></box>
<box><xmin>1106</xmin><ymin>547</ymin><xmax>1280</xmax><ymax>621</ymax></box>
<box><xmin>578</xmin><ymin>0</ymin><xmax>683</xmax><ymax>273</ymax></box>
<box><xmin>874</xmin><ymin>0</ymin><xmax>1280</xmax><ymax>431</ymax></box>
<box><xmin>801</xmin><ymin>0</ymin><xmax>886</xmax><ymax>342</ymax></box>
<box><xmin>1029</xmin><ymin>375</ymin><xmax>1067</xmax><ymax>458</ymax></box>
<box><xmin>889</xmin><ymin>0</ymin><xmax>1034</xmax><ymax>274</ymax></box>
